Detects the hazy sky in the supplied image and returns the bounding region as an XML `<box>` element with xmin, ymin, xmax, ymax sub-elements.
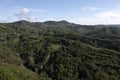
<box><xmin>0</xmin><ymin>0</ymin><xmax>120</xmax><ymax>24</ymax></box>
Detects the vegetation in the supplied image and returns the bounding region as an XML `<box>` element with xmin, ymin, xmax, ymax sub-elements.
<box><xmin>0</xmin><ymin>20</ymin><xmax>120</xmax><ymax>80</ymax></box>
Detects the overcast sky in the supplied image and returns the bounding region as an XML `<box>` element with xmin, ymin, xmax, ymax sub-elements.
<box><xmin>0</xmin><ymin>0</ymin><xmax>120</xmax><ymax>24</ymax></box>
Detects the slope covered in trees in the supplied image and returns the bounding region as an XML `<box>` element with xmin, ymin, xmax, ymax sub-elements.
<box><xmin>0</xmin><ymin>20</ymin><xmax>120</xmax><ymax>80</ymax></box>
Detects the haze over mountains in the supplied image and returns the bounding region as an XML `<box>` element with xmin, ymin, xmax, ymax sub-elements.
<box><xmin>0</xmin><ymin>20</ymin><xmax>120</xmax><ymax>80</ymax></box>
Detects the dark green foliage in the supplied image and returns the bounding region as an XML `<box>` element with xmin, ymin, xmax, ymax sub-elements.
<box><xmin>0</xmin><ymin>20</ymin><xmax>120</xmax><ymax>80</ymax></box>
<box><xmin>86</xmin><ymin>27</ymin><xmax>120</xmax><ymax>39</ymax></box>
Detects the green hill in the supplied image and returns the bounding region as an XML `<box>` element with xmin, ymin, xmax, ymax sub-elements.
<box><xmin>0</xmin><ymin>20</ymin><xmax>120</xmax><ymax>80</ymax></box>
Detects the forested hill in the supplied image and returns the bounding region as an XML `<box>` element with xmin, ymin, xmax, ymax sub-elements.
<box><xmin>0</xmin><ymin>20</ymin><xmax>120</xmax><ymax>80</ymax></box>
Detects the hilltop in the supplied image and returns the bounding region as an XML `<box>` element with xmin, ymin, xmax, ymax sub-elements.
<box><xmin>0</xmin><ymin>20</ymin><xmax>120</xmax><ymax>80</ymax></box>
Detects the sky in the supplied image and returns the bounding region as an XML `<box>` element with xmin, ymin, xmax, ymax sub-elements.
<box><xmin>1</xmin><ymin>0</ymin><xmax>120</xmax><ymax>24</ymax></box>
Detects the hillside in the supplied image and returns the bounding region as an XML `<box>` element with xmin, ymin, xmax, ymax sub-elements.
<box><xmin>0</xmin><ymin>20</ymin><xmax>120</xmax><ymax>80</ymax></box>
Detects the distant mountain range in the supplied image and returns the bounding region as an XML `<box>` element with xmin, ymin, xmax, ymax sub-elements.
<box><xmin>0</xmin><ymin>20</ymin><xmax>120</xmax><ymax>80</ymax></box>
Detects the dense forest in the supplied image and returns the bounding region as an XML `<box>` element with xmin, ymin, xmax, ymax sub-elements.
<box><xmin>0</xmin><ymin>20</ymin><xmax>120</xmax><ymax>80</ymax></box>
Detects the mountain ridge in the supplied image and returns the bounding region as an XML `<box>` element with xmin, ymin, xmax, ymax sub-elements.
<box><xmin>1</xmin><ymin>20</ymin><xmax>120</xmax><ymax>27</ymax></box>
<box><xmin>0</xmin><ymin>20</ymin><xmax>120</xmax><ymax>80</ymax></box>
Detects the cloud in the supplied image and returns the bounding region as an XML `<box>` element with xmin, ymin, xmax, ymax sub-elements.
<box><xmin>78</xmin><ymin>11</ymin><xmax>120</xmax><ymax>24</ymax></box>
<box><xmin>73</xmin><ymin>6</ymin><xmax>120</xmax><ymax>24</ymax></box>
<box><xmin>95</xmin><ymin>11</ymin><xmax>120</xmax><ymax>24</ymax></box>
<box><xmin>96</xmin><ymin>11</ymin><xmax>120</xmax><ymax>19</ymax></box>
<box><xmin>81</xmin><ymin>6</ymin><xmax>100</xmax><ymax>11</ymax></box>
<box><xmin>14</xmin><ymin>8</ymin><xmax>47</xmax><ymax>22</ymax></box>
<box><xmin>0</xmin><ymin>16</ymin><xmax>13</xmax><ymax>22</ymax></box>
<box><xmin>18</xmin><ymin>8</ymin><xmax>30</xmax><ymax>16</ymax></box>
<box><xmin>26</xmin><ymin>16</ymin><xmax>36</xmax><ymax>22</ymax></box>
<box><xmin>11</xmin><ymin>7</ymin><xmax>47</xmax><ymax>22</ymax></box>
<box><xmin>15</xmin><ymin>8</ymin><xmax>36</xmax><ymax>22</ymax></box>
<box><xmin>30</xmin><ymin>9</ymin><xmax>47</xmax><ymax>13</ymax></box>
<box><xmin>13</xmin><ymin>7</ymin><xmax>47</xmax><ymax>13</ymax></box>
<box><xmin>65</xmin><ymin>17</ymin><xmax>99</xmax><ymax>25</ymax></box>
